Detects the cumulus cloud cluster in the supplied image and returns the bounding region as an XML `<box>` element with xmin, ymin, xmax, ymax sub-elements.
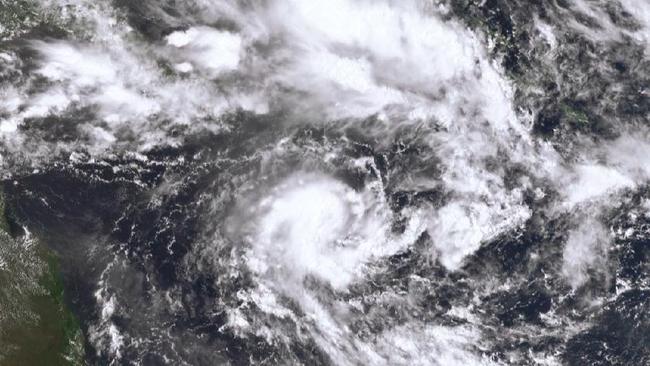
<box><xmin>561</xmin><ymin>217</ymin><xmax>611</xmax><ymax>290</ymax></box>
<box><xmin>1</xmin><ymin>0</ymin><xmax>539</xmax><ymax>267</ymax></box>
<box><xmin>2</xmin><ymin>0</ymin><xmax>650</xmax><ymax>363</ymax></box>
<box><xmin>3</xmin><ymin>0</ymin><xmax>647</xmax><ymax>279</ymax></box>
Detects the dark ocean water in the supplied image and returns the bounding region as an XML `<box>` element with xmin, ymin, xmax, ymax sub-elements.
<box><xmin>0</xmin><ymin>0</ymin><xmax>649</xmax><ymax>365</ymax></box>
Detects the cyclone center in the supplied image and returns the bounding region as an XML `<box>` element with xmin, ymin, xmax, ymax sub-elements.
<box><xmin>250</xmin><ymin>174</ymin><xmax>365</xmax><ymax>288</ymax></box>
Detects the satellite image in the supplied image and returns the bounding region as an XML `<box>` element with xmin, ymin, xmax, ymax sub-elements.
<box><xmin>0</xmin><ymin>0</ymin><xmax>649</xmax><ymax>365</ymax></box>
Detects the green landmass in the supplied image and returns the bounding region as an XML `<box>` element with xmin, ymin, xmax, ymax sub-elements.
<box><xmin>560</xmin><ymin>102</ymin><xmax>590</xmax><ymax>127</ymax></box>
<box><xmin>0</xmin><ymin>186</ymin><xmax>85</xmax><ymax>365</ymax></box>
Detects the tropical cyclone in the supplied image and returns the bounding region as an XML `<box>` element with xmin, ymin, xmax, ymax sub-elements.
<box><xmin>0</xmin><ymin>0</ymin><xmax>648</xmax><ymax>365</ymax></box>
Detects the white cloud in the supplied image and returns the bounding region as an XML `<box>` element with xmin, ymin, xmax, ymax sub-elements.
<box><xmin>247</xmin><ymin>172</ymin><xmax>423</xmax><ymax>289</ymax></box>
<box><xmin>561</xmin><ymin>217</ymin><xmax>611</xmax><ymax>290</ymax></box>
<box><xmin>605</xmin><ymin>134</ymin><xmax>650</xmax><ymax>180</ymax></box>
<box><xmin>166</xmin><ymin>26</ymin><xmax>242</xmax><ymax>75</ymax></box>
<box><xmin>9</xmin><ymin>0</ymin><xmax>648</xmax><ymax>363</ymax></box>
<box><xmin>428</xmin><ymin>201</ymin><xmax>530</xmax><ymax>270</ymax></box>
<box><xmin>563</xmin><ymin>164</ymin><xmax>635</xmax><ymax>206</ymax></box>
<box><xmin>619</xmin><ymin>0</ymin><xmax>650</xmax><ymax>54</ymax></box>
<box><xmin>369</xmin><ymin>323</ymin><xmax>498</xmax><ymax>366</ymax></box>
